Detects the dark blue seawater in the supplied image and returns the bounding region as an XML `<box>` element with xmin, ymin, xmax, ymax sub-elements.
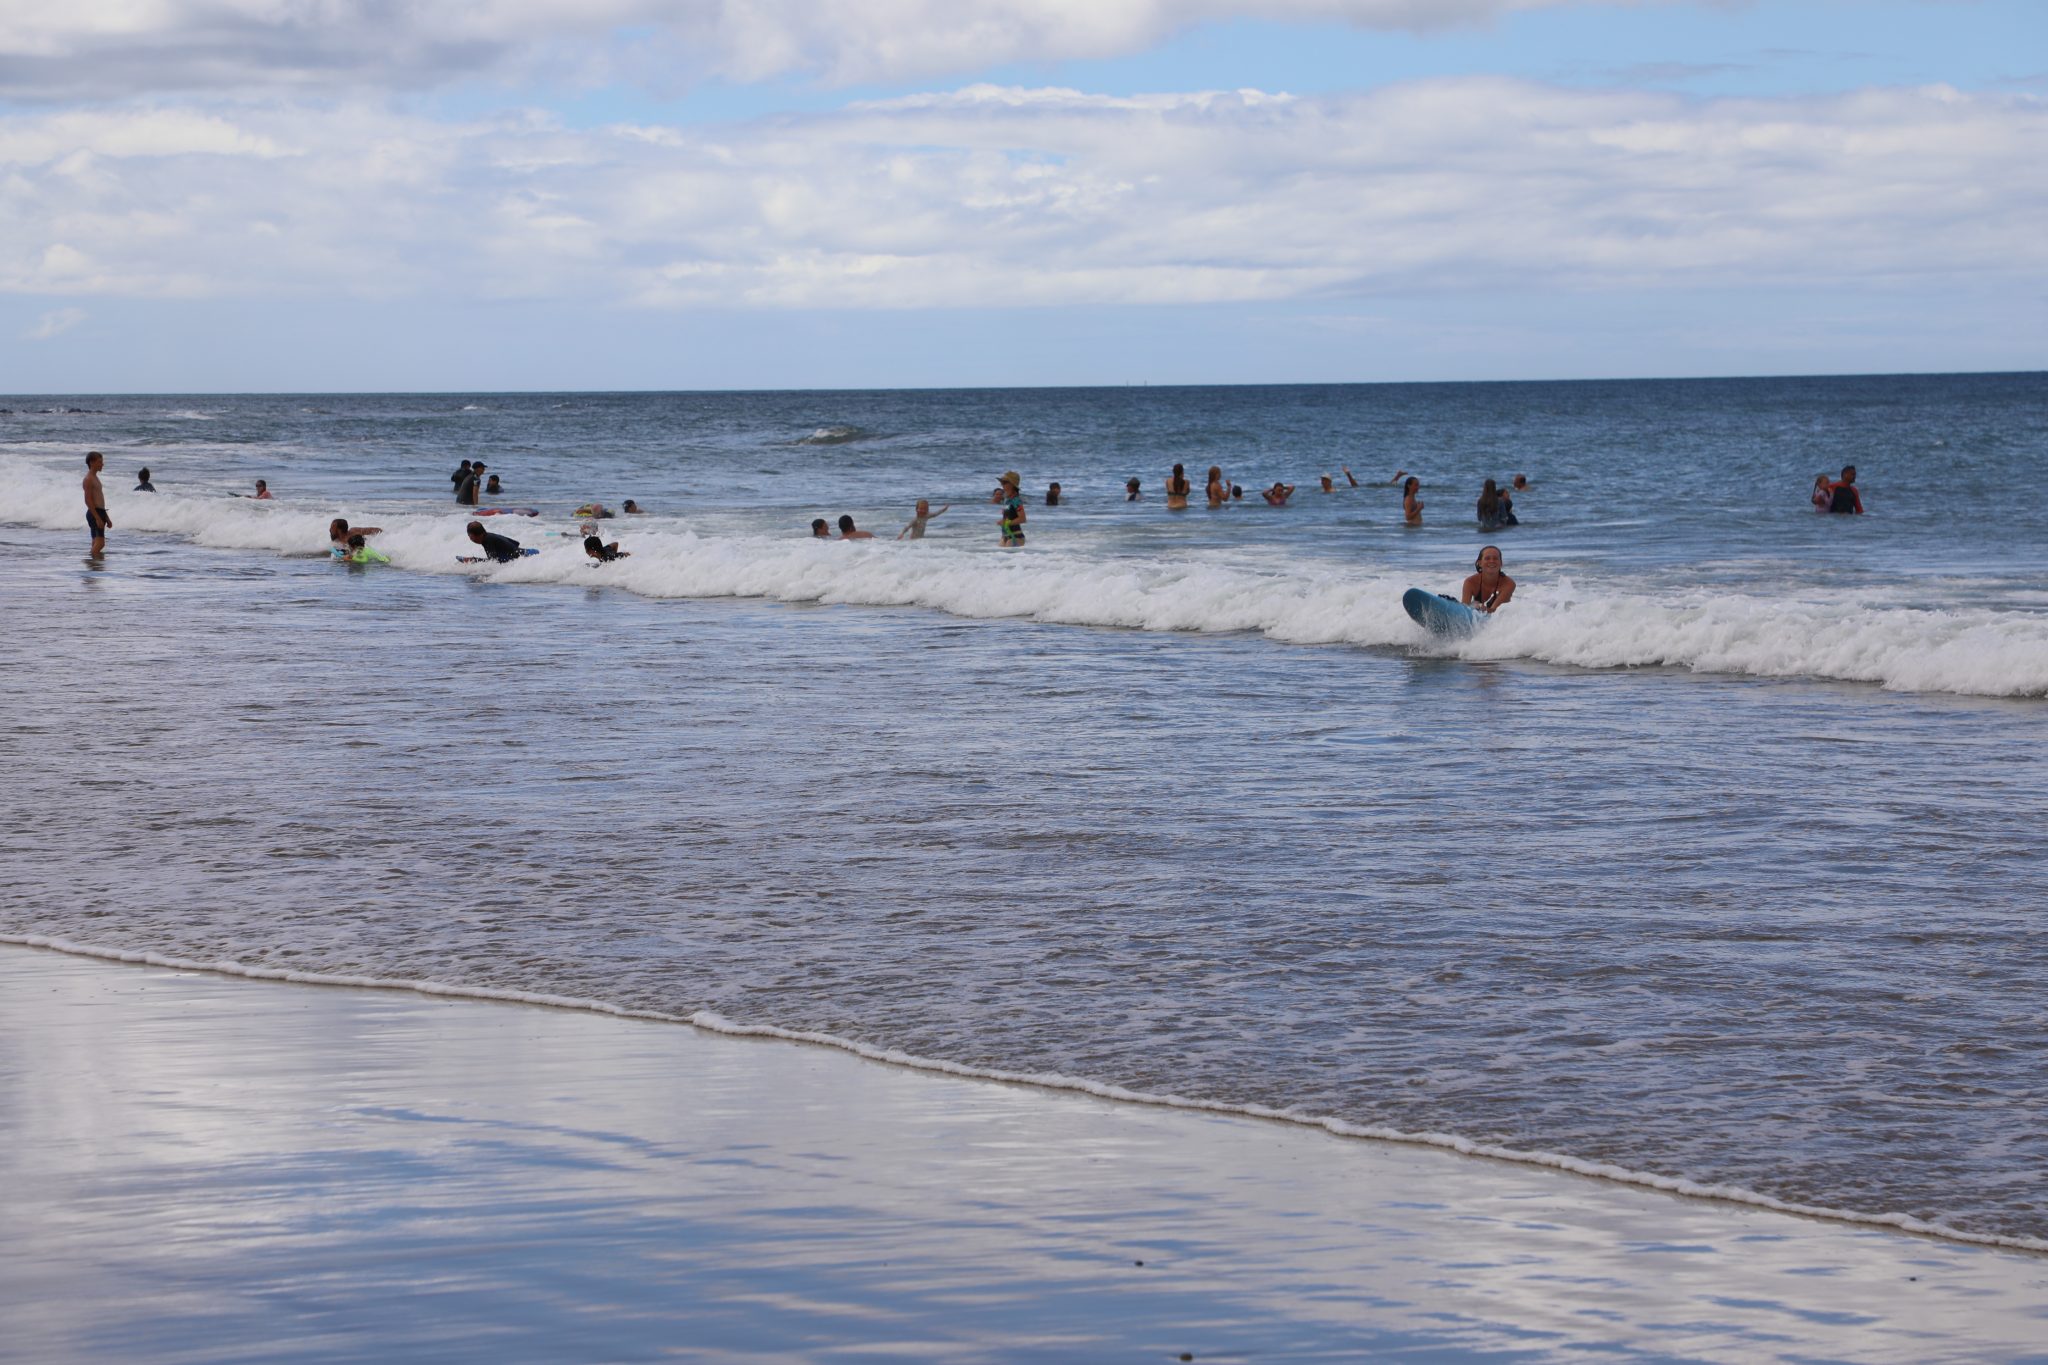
<box><xmin>3</xmin><ymin>374</ymin><xmax>2045</xmax><ymax>1245</ymax></box>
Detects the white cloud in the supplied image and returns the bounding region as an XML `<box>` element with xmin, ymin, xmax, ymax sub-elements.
<box><xmin>0</xmin><ymin>1</ymin><xmax>1646</xmax><ymax>98</ymax></box>
<box><xmin>0</xmin><ymin>80</ymin><xmax>2040</xmax><ymax>311</ymax></box>
<box><xmin>24</xmin><ymin>306</ymin><xmax>87</xmax><ymax>338</ymax></box>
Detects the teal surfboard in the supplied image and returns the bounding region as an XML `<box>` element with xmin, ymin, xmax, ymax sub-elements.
<box><xmin>1402</xmin><ymin>587</ymin><xmax>1483</xmax><ymax>639</ymax></box>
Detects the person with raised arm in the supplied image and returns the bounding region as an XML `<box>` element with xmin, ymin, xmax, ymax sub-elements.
<box><xmin>898</xmin><ymin>499</ymin><xmax>950</xmax><ymax>540</ymax></box>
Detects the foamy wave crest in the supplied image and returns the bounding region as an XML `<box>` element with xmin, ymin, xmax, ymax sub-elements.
<box><xmin>3</xmin><ymin>459</ymin><xmax>2043</xmax><ymax>697</ymax></box>
<box><xmin>793</xmin><ymin>424</ymin><xmax>869</xmax><ymax>445</ymax></box>
<box><xmin>9</xmin><ymin>931</ymin><xmax>2047</xmax><ymax>1256</ymax></box>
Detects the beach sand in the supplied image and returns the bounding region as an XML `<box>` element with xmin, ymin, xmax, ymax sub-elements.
<box><xmin>4</xmin><ymin>944</ymin><xmax>2044</xmax><ymax>1363</ymax></box>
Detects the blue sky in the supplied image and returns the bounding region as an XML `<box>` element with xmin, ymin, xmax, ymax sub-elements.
<box><xmin>2</xmin><ymin>0</ymin><xmax>2042</xmax><ymax>391</ymax></box>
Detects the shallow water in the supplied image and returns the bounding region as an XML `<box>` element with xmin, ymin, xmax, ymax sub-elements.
<box><xmin>3</xmin><ymin>376</ymin><xmax>2046</xmax><ymax>1246</ymax></box>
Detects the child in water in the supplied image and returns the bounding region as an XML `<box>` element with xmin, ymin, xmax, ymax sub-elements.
<box><xmin>345</xmin><ymin>534</ymin><xmax>389</xmax><ymax>564</ymax></box>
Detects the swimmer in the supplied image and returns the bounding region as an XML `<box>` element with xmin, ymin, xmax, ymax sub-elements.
<box><xmin>1165</xmin><ymin>464</ymin><xmax>1191</xmax><ymax>510</ymax></box>
<box><xmin>1046</xmin><ymin>482</ymin><xmax>1062</xmax><ymax>507</ymax></box>
<box><xmin>1206</xmin><ymin>466</ymin><xmax>1227</xmax><ymax>508</ymax></box>
<box><xmin>897</xmin><ymin>499</ymin><xmax>950</xmax><ymax>540</ymax></box>
<box><xmin>621</xmin><ymin>499</ymin><xmax>645</xmax><ymax>514</ymax></box>
<box><xmin>1126</xmin><ymin>477</ymin><xmax>1142</xmax><ymax>501</ymax></box>
<box><xmin>1811</xmin><ymin>473</ymin><xmax>1832</xmax><ymax>512</ymax></box>
<box><xmin>242</xmin><ymin>479</ymin><xmax>272</xmax><ymax>500</ymax></box>
<box><xmin>455</xmin><ymin>462</ymin><xmax>485</xmax><ymax>505</ymax></box>
<box><xmin>464</xmin><ymin>520</ymin><xmax>524</xmax><ymax>563</ymax></box>
<box><xmin>811</xmin><ymin>518</ymin><xmax>832</xmax><ymax>538</ymax></box>
<box><xmin>1230</xmin><ymin>484</ymin><xmax>1244</xmax><ymax>501</ymax></box>
<box><xmin>1262</xmin><ymin>482</ymin><xmax>1295</xmax><ymax>506</ymax></box>
<box><xmin>451</xmin><ymin>459</ymin><xmax>472</xmax><ymax>493</ymax></box>
<box><xmin>1401</xmin><ymin>476</ymin><xmax>1424</xmax><ymax>526</ymax></box>
<box><xmin>345</xmin><ymin>533</ymin><xmax>389</xmax><ymax>565</ymax></box>
<box><xmin>328</xmin><ymin>518</ymin><xmax>384</xmax><ymax>557</ymax></box>
<box><xmin>1461</xmin><ymin>545</ymin><xmax>1516</xmax><ymax>614</ymax></box>
<box><xmin>1476</xmin><ymin>478</ymin><xmax>1517</xmax><ymax>531</ymax></box>
<box><xmin>484</xmin><ymin>474</ymin><xmax>503</xmax><ymax>495</ymax></box>
<box><xmin>1319</xmin><ymin>474</ymin><xmax>1334</xmax><ymax>493</ymax></box>
<box><xmin>83</xmin><ymin>452</ymin><xmax>109</xmax><ymax>557</ymax></box>
<box><xmin>1512</xmin><ymin>473</ymin><xmax>1531</xmax><ymax>493</ymax></box>
<box><xmin>583</xmin><ymin>535</ymin><xmax>629</xmax><ymax>562</ymax></box>
<box><xmin>134</xmin><ymin>467</ymin><xmax>156</xmax><ymax>493</ymax></box>
<box><xmin>837</xmin><ymin>514</ymin><xmax>874</xmax><ymax>541</ymax></box>
<box><xmin>1825</xmin><ymin>465</ymin><xmax>1864</xmax><ymax>515</ymax></box>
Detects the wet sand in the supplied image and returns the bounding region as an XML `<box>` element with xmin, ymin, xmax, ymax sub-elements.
<box><xmin>3</xmin><ymin>944</ymin><xmax>2044</xmax><ymax>1363</ymax></box>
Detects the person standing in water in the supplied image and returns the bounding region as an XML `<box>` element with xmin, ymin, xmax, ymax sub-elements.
<box><xmin>997</xmin><ymin>471</ymin><xmax>1026</xmax><ymax>535</ymax></box>
<box><xmin>1402</xmin><ymin>476</ymin><xmax>1424</xmax><ymax>526</ymax></box>
<box><xmin>1205</xmin><ymin>466</ymin><xmax>1227</xmax><ymax>508</ymax></box>
<box><xmin>898</xmin><ymin>499</ymin><xmax>950</xmax><ymax>540</ymax></box>
<box><xmin>1165</xmin><ymin>464</ymin><xmax>1190</xmax><ymax>509</ymax></box>
<box><xmin>1461</xmin><ymin>545</ymin><xmax>1516</xmax><ymax>613</ymax></box>
<box><xmin>1825</xmin><ymin>465</ymin><xmax>1864</xmax><ymax>514</ymax></box>
<box><xmin>134</xmin><ymin>467</ymin><xmax>155</xmax><ymax>492</ymax></box>
<box><xmin>837</xmin><ymin>514</ymin><xmax>874</xmax><ymax>540</ymax></box>
<box><xmin>83</xmin><ymin>452</ymin><xmax>110</xmax><ymax>557</ymax></box>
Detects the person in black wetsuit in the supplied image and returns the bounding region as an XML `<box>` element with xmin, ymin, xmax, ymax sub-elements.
<box><xmin>134</xmin><ymin>467</ymin><xmax>155</xmax><ymax>492</ymax></box>
<box><xmin>451</xmin><ymin>460</ymin><xmax>472</xmax><ymax>494</ymax></box>
<box><xmin>1826</xmin><ymin>465</ymin><xmax>1864</xmax><ymax>514</ymax></box>
<box><xmin>455</xmin><ymin>461</ymin><xmax>486</xmax><ymax>506</ymax></box>
<box><xmin>465</xmin><ymin>520</ymin><xmax>524</xmax><ymax>563</ymax></box>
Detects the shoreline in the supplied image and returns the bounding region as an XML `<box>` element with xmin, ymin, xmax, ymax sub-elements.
<box><xmin>6</xmin><ymin>942</ymin><xmax>2047</xmax><ymax>1362</ymax></box>
<box><xmin>12</xmin><ymin>931</ymin><xmax>2044</xmax><ymax>1260</ymax></box>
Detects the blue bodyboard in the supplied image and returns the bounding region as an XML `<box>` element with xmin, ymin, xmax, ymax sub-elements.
<box><xmin>1402</xmin><ymin>587</ymin><xmax>1483</xmax><ymax>640</ymax></box>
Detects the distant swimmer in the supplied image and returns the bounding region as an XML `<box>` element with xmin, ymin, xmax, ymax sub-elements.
<box><xmin>451</xmin><ymin>460</ymin><xmax>473</xmax><ymax>494</ymax></box>
<box><xmin>583</xmin><ymin>535</ymin><xmax>629</xmax><ymax>562</ymax></box>
<box><xmin>1262</xmin><ymin>481</ymin><xmax>1295</xmax><ymax>506</ymax></box>
<box><xmin>837</xmin><ymin>514</ymin><xmax>874</xmax><ymax>541</ymax></box>
<box><xmin>1206</xmin><ymin>466</ymin><xmax>1227</xmax><ymax>508</ymax></box>
<box><xmin>1165</xmin><ymin>464</ymin><xmax>1191</xmax><ymax>509</ymax></box>
<box><xmin>464</xmin><ymin>520</ymin><xmax>525</xmax><ymax>563</ymax></box>
<box><xmin>1512</xmin><ymin>473</ymin><xmax>1531</xmax><ymax>493</ymax></box>
<box><xmin>1811</xmin><ymin>473</ymin><xmax>1833</xmax><ymax>512</ymax></box>
<box><xmin>83</xmin><ymin>451</ymin><xmax>109</xmax><ymax>557</ymax></box>
<box><xmin>621</xmin><ymin>499</ymin><xmax>645</xmax><ymax>514</ymax></box>
<box><xmin>1230</xmin><ymin>484</ymin><xmax>1244</xmax><ymax>501</ymax></box>
<box><xmin>455</xmin><ymin>462</ymin><xmax>485</xmax><ymax>505</ymax></box>
<box><xmin>1126</xmin><ymin>477</ymin><xmax>1142</xmax><ymax>501</ymax></box>
<box><xmin>1046</xmin><ymin>482</ymin><xmax>1062</xmax><ymax>507</ymax></box>
<box><xmin>811</xmin><ymin>518</ymin><xmax>832</xmax><ymax>538</ymax></box>
<box><xmin>484</xmin><ymin>474</ymin><xmax>503</xmax><ymax>496</ymax></box>
<box><xmin>242</xmin><ymin>479</ymin><xmax>273</xmax><ymax>500</ymax></box>
<box><xmin>1319</xmin><ymin>474</ymin><xmax>1334</xmax><ymax>493</ymax></box>
<box><xmin>1385</xmin><ymin>468</ymin><xmax>1408</xmax><ymax>485</ymax></box>
<box><xmin>1402</xmin><ymin>476</ymin><xmax>1424</xmax><ymax>526</ymax></box>
<box><xmin>1825</xmin><ymin>465</ymin><xmax>1864</xmax><ymax>515</ymax></box>
<box><xmin>1461</xmin><ymin>545</ymin><xmax>1516</xmax><ymax>614</ymax></box>
<box><xmin>898</xmin><ymin>499</ymin><xmax>950</xmax><ymax>540</ymax></box>
<box><xmin>134</xmin><ymin>467</ymin><xmax>156</xmax><ymax>493</ymax></box>
<box><xmin>344</xmin><ymin>534</ymin><xmax>389</xmax><ymax>565</ymax></box>
<box><xmin>1344</xmin><ymin>465</ymin><xmax>1363</xmax><ymax>487</ymax></box>
<box><xmin>1476</xmin><ymin>478</ymin><xmax>1517</xmax><ymax>531</ymax></box>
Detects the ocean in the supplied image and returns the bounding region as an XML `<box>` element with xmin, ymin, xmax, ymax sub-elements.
<box><xmin>3</xmin><ymin>374</ymin><xmax>2044</xmax><ymax>1248</ymax></box>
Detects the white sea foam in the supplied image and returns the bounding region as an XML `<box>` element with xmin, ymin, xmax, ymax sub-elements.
<box><xmin>8</xmin><ymin>931</ymin><xmax>2046</xmax><ymax>1258</ymax></box>
<box><xmin>4</xmin><ymin>460</ymin><xmax>2045</xmax><ymax>698</ymax></box>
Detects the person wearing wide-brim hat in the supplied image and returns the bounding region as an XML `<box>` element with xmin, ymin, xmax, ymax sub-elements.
<box><xmin>996</xmin><ymin>470</ymin><xmax>1026</xmax><ymax>538</ymax></box>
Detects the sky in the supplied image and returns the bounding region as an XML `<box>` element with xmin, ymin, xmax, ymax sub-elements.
<box><xmin>1</xmin><ymin>0</ymin><xmax>2042</xmax><ymax>391</ymax></box>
